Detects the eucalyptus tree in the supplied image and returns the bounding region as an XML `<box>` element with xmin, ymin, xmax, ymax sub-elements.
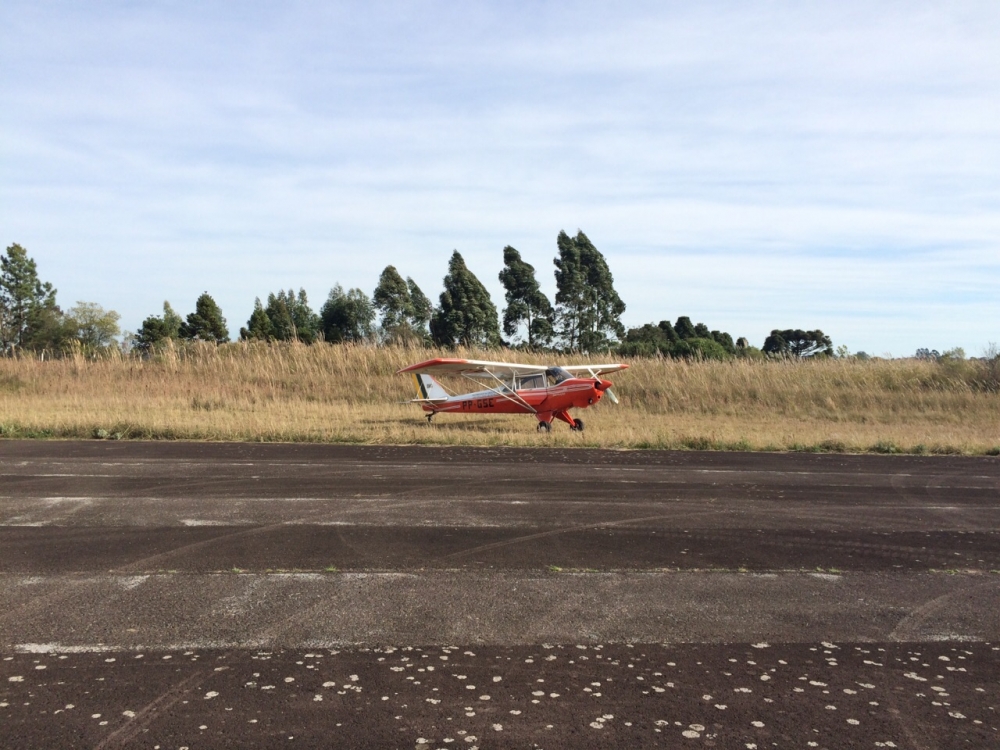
<box><xmin>553</xmin><ymin>231</ymin><xmax>625</xmax><ymax>352</ymax></box>
<box><xmin>498</xmin><ymin>245</ymin><xmax>554</xmax><ymax>348</ymax></box>
<box><xmin>373</xmin><ymin>265</ymin><xmax>412</xmax><ymax>335</ymax></box>
<box><xmin>430</xmin><ymin>251</ymin><xmax>501</xmax><ymax>348</ymax></box>
<box><xmin>372</xmin><ymin>266</ymin><xmax>434</xmax><ymax>343</ymax></box>
<box><xmin>320</xmin><ymin>285</ymin><xmax>376</xmax><ymax>343</ymax></box>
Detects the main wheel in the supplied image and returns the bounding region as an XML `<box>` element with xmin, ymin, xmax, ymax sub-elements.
<box><xmin>571</xmin><ymin>418</ymin><xmax>585</xmax><ymax>432</ymax></box>
<box><xmin>537</xmin><ymin>421</ymin><xmax>551</xmax><ymax>433</ymax></box>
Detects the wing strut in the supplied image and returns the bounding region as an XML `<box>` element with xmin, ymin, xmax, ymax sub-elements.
<box><xmin>460</xmin><ymin>369</ymin><xmax>538</xmax><ymax>414</ymax></box>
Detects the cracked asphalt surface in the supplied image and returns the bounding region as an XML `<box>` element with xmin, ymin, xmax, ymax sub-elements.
<box><xmin>1</xmin><ymin>441</ymin><xmax>998</xmax><ymax>748</ymax></box>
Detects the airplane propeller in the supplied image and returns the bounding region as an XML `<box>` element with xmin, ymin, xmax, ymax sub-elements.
<box><xmin>594</xmin><ymin>378</ymin><xmax>619</xmax><ymax>405</ymax></box>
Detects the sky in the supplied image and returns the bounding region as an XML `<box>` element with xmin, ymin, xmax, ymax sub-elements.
<box><xmin>2</xmin><ymin>1</ymin><xmax>998</xmax><ymax>356</ymax></box>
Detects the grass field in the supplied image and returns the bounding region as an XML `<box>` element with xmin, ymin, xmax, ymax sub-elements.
<box><xmin>1</xmin><ymin>342</ymin><xmax>998</xmax><ymax>454</ymax></box>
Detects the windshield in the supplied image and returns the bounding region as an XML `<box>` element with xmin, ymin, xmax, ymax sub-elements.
<box><xmin>545</xmin><ymin>367</ymin><xmax>572</xmax><ymax>385</ymax></box>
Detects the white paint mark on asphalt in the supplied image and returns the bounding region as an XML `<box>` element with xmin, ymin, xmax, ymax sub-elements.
<box><xmin>926</xmin><ymin>633</ymin><xmax>981</xmax><ymax>642</ymax></box>
<box><xmin>15</xmin><ymin>643</ymin><xmax>111</xmax><ymax>654</ymax></box>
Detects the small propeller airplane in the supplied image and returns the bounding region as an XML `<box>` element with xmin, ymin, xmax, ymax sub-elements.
<box><xmin>398</xmin><ymin>358</ymin><xmax>628</xmax><ymax>431</ymax></box>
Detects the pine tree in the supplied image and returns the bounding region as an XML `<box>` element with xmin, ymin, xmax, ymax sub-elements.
<box><xmin>763</xmin><ymin>329</ymin><xmax>833</xmax><ymax>358</ymax></box>
<box><xmin>553</xmin><ymin>231</ymin><xmax>625</xmax><ymax>351</ymax></box>
<box><xmin>179</xmin><ymin>293</ymin><xmax>229</xmax><ymax>343</ymax></box>
<box><xmin>0</xmin><ymin>243</ymin><xmax>65</xmax><ymax>353</ymax></box>
<box><xmin>136</xmin><ymin>302</ymin><xmax>183</xmax><ymax>353</ymax></box>
<box><xmin>498</xmin><ymin>246</ymin><xmax>554</xmax><ymax>348</ymax></box>
<box><xmin>430</xmin><ymin>251</ymin><xmax>501</xmax><ymax>348</ymax></box>
<box><xmin>240</xmin><ymin>298</ymin><xmax>275</xmax><ymax>341</ymax></box>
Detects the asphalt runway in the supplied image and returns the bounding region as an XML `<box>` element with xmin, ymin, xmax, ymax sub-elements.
<box><xmin>1</xmin><ymin>441</ymin><xmax>998</xmax><ymax>748</ymax></box>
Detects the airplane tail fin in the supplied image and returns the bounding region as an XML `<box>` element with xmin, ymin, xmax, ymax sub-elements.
<box><xmin>412</xmin><ymin>373</ymin><xmax>449</xmax><ymax>402</ymax></box>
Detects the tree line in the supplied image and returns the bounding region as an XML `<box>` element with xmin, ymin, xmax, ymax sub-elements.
<box><xmin>2</xmin><ymin>235</ymin><xmax>838</xmax><ymax>359</ymax></box>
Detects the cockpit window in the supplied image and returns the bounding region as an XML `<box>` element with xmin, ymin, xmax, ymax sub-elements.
<box><xmin>545</xmin><ymin>367</ymin><xmax>572</xmax><ymax>385</ymax></box>
<box><xmin>517</xmin><ymin>374</ymin><xmax>545</xmax><ymax>390</ymax></box>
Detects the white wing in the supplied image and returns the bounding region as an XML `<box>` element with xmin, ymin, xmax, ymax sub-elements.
<box><xmin>398</xmin><ymin>358</ymin><xmax>629</xmax><ymax>378</ymax></box>
<box><xmin>398</xmin><ymin>358</ymin><xmax>547</xmax><ymax>377</ymax></box>
<box><xmin>560</xmin><ymin>364</ymin><xmax>630</xmax><ymax>376</ymax></box>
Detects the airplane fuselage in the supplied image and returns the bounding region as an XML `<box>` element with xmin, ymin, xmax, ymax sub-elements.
<box><xmin>399</xmin><ymin>358</ymin><xmax>627</xmax><ymax>431</ymax></box>
<box><xmin>420</xmin><ymin>377</ymin><xmax>612</xmax><ymax>427</ymax></box>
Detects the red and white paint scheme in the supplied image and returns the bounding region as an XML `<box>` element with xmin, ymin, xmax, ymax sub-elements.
<box><xmin>398</xmin><ymin>358</ymin><xmax>628</xmax><ymax>431</ymax></box>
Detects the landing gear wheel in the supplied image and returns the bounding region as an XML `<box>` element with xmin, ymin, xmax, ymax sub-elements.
<box><xmin>571</xmin><ymin>418</ymin><xmax>584</xmax><ymax>432</ymax></box>
<box><xmin>537</xmin><ymin>421</ymin><xmax>551</xmax><ymax>433</ymax></box>
<box><xmin>426</xmin><ymin>413</ymin><xmax>435</xmax><ymax>424</ymax></box>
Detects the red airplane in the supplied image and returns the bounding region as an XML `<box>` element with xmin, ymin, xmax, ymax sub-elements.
<box><xmin>398</xmin><ymin>358</ymin><xmax>628</xmax><ymax>431</ymax></box>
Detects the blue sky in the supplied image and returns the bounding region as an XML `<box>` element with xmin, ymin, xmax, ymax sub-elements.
<box><xmin>2</xmin><ymin>1</ymin><xmax>998</xmax><ymax>355</ymax></box>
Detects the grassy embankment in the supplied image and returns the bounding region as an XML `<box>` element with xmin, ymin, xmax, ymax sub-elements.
<box><xmin>1</xmin><ymin>343</ymin><xmax>998</xmax><ymax>454</ymax></box>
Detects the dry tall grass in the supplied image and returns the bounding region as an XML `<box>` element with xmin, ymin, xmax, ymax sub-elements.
<box><xmin>1</xmin><ymin>342</ymin><xmax>998</xmax><ymax>454</ymax></box>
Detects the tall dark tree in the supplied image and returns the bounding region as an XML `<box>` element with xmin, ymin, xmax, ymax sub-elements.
<box><xmin>136</xmin><ymin>302</ymin><xmax>183</xmax><ymax>353</ymax></box>
<box><xmin>242</xmin><ymin>289</ymin><xmax>319</xmax><ymax>343</ymax></box>
<box><xmin>658</xmin><ymin>320</ymin><xmax>680</xmax><ymax>343</ymax></box>
<box><xmin>552</xmin><ymin>232</ymin><xmax>587</xmax><ymax>350</ymax></box>
<box><xmin>264</xmin><ymin>293</ymin><xmax>295</xmax><ymax>341</ymax></box>
<box><xmin>674</xmin><ymin>316</ymin><xmax>697</xmax><ymax>340</ymax></box>
<box><xmin>179</xmin><ymin>293</ymin><xmax>229</xmax><ymax>343</ymax></box>
<box><xmin>262</xmin><ymin>289</ymin><xmax>319</xmax><ymax>343</ymax></box>
<box><xmin>407</xmin><ymin>277</ymin><xmax>433</xmax><ymax>336</ymax></box>
<box><xmin>373</xmin><ymin>265</ymin><xmax>416</xmax><ymax>342</ymax></box>
<box><xmin>498</xmin><ymin>246</ymin><xmax>554</xmax><ymax>348</ymax></box>
<box><xmin>320</xmin><ymin>285</ymin><xmax>376</xmax><ymax>343</ymax></box>
<box><xmin>135</xmin><ymin>317</ymin><xmax>172</xmax><ymax>352</ymax></box>
<box><xmin>762</xmin><ymin>329</ymin><xmax>833</xmax><ymax>358</ymax></box>
<box><xmin>372</xmin><ymin>267</ymin><xmax>432</xmax><ymax>343</ymax></box>
<box><xmin>0</xmin><ymin>243</ymin><xmax>65</xmax><ymax>353</ymax></box>
<box><xmin>553</xmin><ymin>231</ymin><xmax>625</xmax><ymax>351</ymax></box>
<box><xmin>240</xmin><ymin>298</ymin><xmax>275</xmax><ymax>341</ymax></box>
<box><xmin>287</xmin><ymin>289</ymin><xmax>320</xmax><ymax>344</ymax></box>
<box><xmin>430</xmin><ymin>251</ymin><xmax>501</xmax><ymax>348</ymax></box>
<box><xmin>711</xmin><ymin>330</ymin><xmax>737</xmax><ymax>354</ymax></box>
